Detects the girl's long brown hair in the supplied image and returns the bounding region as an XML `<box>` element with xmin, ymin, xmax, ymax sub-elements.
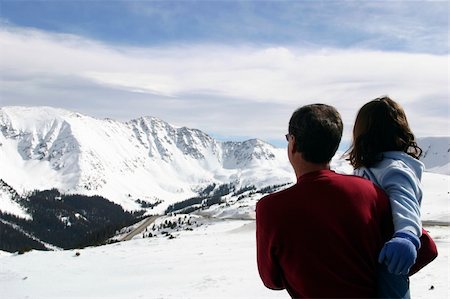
<box><xmin>347</xmin><ymin>96</ymin><xmax>422</xmax><ymax>169</ymax></box>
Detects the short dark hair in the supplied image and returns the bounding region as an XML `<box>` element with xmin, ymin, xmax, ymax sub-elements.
<box><xmin>347</xmin><ymin>96</ymin><xmax>422</xmax><ymax>169</ymax></box>
<box><xmin>289</xmin><ymin>104</ymin><xmax>343</xmax><ymax>163</ymax></box>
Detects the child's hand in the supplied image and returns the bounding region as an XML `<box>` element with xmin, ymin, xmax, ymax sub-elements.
<box><xmin>378</xmin><ymin>231</ymin><xmax>421</xmax><ymax>275</ymax></box>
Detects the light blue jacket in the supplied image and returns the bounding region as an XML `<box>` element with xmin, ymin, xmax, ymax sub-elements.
<box><xmin>354</xmin><ymin>151</ymin><xmax>424</xmax><ymax>237</ymax></box>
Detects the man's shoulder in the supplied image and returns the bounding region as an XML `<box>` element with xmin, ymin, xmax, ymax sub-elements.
<box><xmin>329</xmin><ymin>171</ymin><xmax>378</xmax><ymax>186</ymax></box>
<box><xmin>256</xmin><ymin>185</ymin><xmax>297</xmax><ymax>221</ymax></box>
<box><xmin>329</xmin><ymin>172</ymin><xmax>387</xmax><ymax>197</ymax></box>
<box><xmin>257</xmin><ymin>185</ymin><xmax>295</xmax><ymax>208</ymax></box>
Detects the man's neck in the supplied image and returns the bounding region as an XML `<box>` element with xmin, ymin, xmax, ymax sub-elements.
<box><xmin>294</xmin><ymin>160</ymin><xmax>330</xmax><ymax>179</ymax></box>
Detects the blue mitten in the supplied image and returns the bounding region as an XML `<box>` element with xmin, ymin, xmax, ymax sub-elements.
<box><xmin>378</xmin><ymin>231</ymin><xmax>421</xmax><ymax>275</ymax></box>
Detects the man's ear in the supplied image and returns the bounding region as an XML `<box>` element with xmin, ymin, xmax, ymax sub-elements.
<box><xmin>289</xmin><ymin>136</ymin><xmax>297</xmax><ymax>155</ymax></box>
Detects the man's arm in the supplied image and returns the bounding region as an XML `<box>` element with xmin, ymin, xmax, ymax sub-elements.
<box><xmin>256</xmin><ymin>198</ymin><xmax>285</xmax><ymax>290</ymax></box>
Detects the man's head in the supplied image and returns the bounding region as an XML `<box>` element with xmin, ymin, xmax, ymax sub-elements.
<box><xmin>288</xmin><ymin>104</ymin><xmax>343</xmax><ymax>164</ymax></box>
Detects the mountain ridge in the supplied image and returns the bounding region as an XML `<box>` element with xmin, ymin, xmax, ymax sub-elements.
<box><xmin>417</xmin><ymin>136</ymin><xmax>450</xmax><ymax>175</ymax></box>
<box><xmin>0</xmin><ymin>106</ymin><xmax>292</xmax><ymax>214</ymax></box>
<box><xmin>1</xmin><ymin>106</ymin><xmax>448</xmax><ymax>217</ymax></box>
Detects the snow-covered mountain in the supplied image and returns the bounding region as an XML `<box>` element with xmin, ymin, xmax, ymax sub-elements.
<box><xmin>1</xmin><ymin>106</ymin><xmax>448</xmax><ymax>253</ymax></box>
<box><xmin>0</xmin><ymin>106</ymin><xmax>293</xmax><ymax>214</ymax></box>
<box><xmin>417</xmin><ymin>136</ymin><xmax>450</xmax><ymax>175</ymax></box>
<box><xmin>1</xmin><ymin>106</ymin><xmax>448</xmax><ymax>218</ymax></box>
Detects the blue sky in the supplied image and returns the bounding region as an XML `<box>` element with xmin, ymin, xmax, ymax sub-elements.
<box><xmin>1</xmin><ymin>1</ymin><xmax>448</xmax><ymax>52</ymax></box>
<box><xmin>0</xmin><ymin>1</ymin><xmax>448</xmax><ymax>147</ymax></box>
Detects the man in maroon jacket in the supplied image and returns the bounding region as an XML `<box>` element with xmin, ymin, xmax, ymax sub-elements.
<box><xmin>256</xmin><ymin>104</ymin><xmax>393</xmax><ymax>298</ymax></box>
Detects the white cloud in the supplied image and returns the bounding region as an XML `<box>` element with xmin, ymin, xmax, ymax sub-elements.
<box><xmin>0</xmin><ymin>26</ymin><xmax>448</xmax><ymax>145</ymax></box>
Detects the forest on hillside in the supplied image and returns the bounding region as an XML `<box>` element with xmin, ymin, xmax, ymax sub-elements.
<box><xmin>0</xmin><ymin>189</ymin><xmax>145</xmax><ymax>252</ymax></box>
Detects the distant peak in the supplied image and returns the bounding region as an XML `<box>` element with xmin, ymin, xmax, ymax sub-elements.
<box><xmin>224</xmin><ymin>138</ymin><xmax>272</xmax><ymax>148</ymax></box>
<box><xmin>130</xmin><ymin>115</ymin><xmax>169</xmax><ymax>125</ymax></box>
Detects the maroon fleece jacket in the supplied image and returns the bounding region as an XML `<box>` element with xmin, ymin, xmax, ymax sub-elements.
<box><xmin>256</xmin><ymin>170</ymin><xmax>393</xmax><ymax>298</ymax></box>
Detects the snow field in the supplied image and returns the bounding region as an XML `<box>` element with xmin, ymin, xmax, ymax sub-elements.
<box><xmin>0</xmin><ymin>220</ymin><xmax>448</xmax><ymax>299</ymax></box>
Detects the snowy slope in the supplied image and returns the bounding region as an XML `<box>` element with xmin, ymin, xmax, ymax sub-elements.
<box><xmin>420</xmin><ymin>172</ymin><xmax>450</xmax><ymax>223</ymax></box>
<box><xmin>417</xmin><ymin>136</ymin><xmax>450</xmax><ymax>175</ymax></box>
<box><xmin>0</xmin><ymin>180</ymin><xmax>30</xmax><ymax>220</ymax></box>
<box><xmin>0</xmin><ymin>106</ymin><xmax>292</xmax><ymax>214</ymax></box>
<box><xmin>0</xmin><ymin>219</ymin><xmax>447</xmax><ymax>299</ymax></box>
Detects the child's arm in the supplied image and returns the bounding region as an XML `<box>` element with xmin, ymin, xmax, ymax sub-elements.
<box><xmin>379</xmin><ymin>165</ymin><xmax>422</xmax><ymax>237</ymax></box>
<box><xmin>378</xmin><ymin>165</ymin><xmax>422</xmax><ymax>275</ymax></box>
